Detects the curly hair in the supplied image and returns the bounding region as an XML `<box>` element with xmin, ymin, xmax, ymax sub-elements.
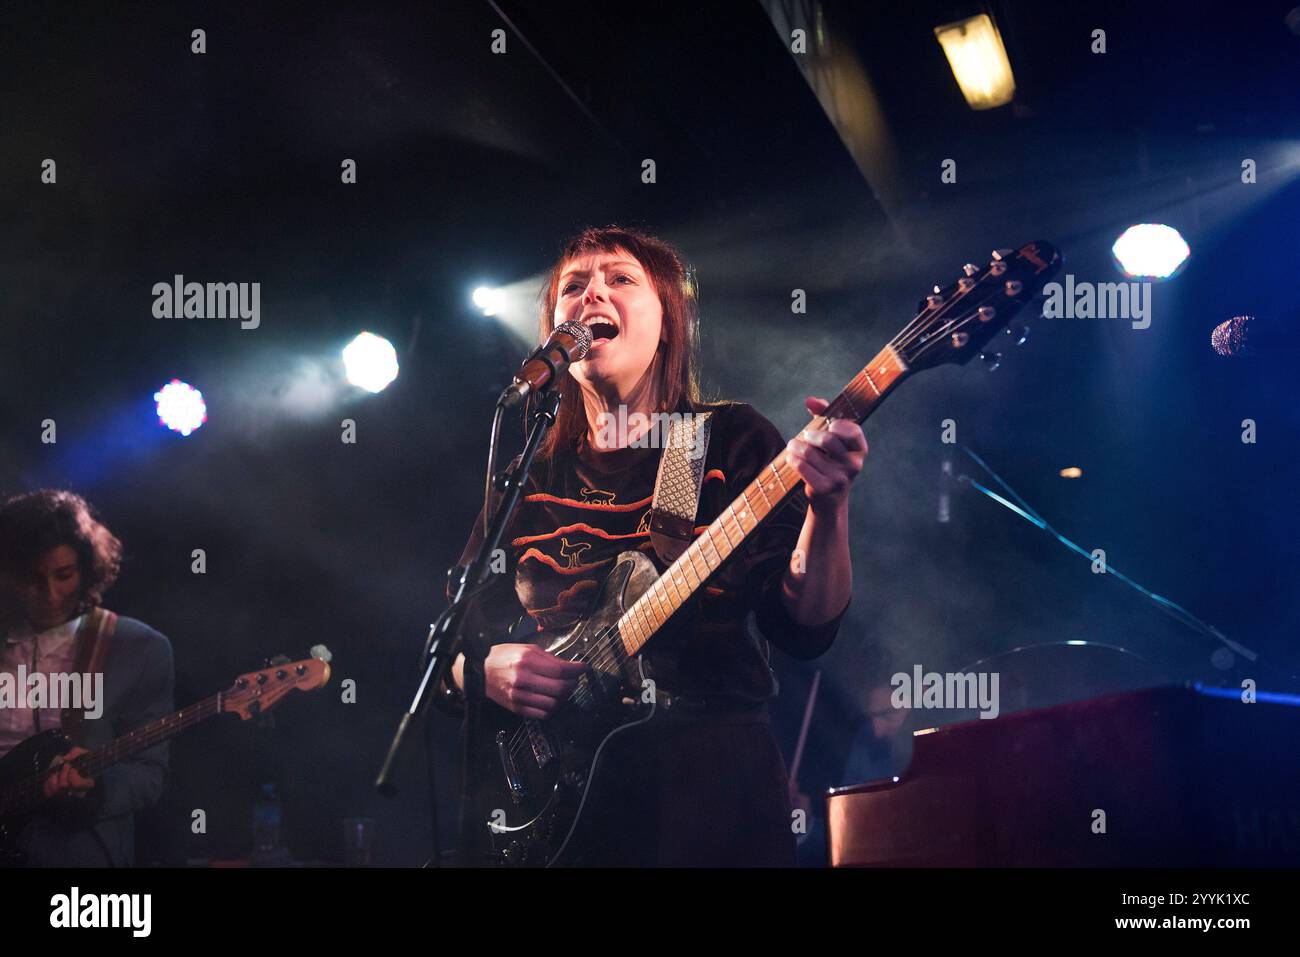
<box><xmin>0</xmin><ymin>489</ymin><xmax>123</xmax><ymax>618</ymax></box>
<box><xmin>529</xmin><ymin>224</ymin><xmax>716</xmax><ymax>462</ymax></box>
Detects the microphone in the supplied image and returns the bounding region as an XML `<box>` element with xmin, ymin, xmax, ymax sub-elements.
<box><xmin>1211</xmin><ymin>313</ymin><xmax>1296</xmax><ymax>357</ymax></box>
<box><xmin>499</xmin><ymin>320</ymin><xmax>592</xmax><ymax>408</ymax></box>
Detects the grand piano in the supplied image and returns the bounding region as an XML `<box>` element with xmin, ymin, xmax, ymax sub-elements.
<box><xmin>826</xmin><ymin>684</ymin><xmax>1300</xmax><ymax>866</ymax></box>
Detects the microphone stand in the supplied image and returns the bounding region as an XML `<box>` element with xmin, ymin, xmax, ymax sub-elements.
<box><xmin>375</xmin><ymin>387</ymin><xmax>562</xmax><ymax>866</ymax></box>
<box><xmin>954</xmin><ymin>444</ymin><xmax>1298</xmax><ymax>689</ymax></box>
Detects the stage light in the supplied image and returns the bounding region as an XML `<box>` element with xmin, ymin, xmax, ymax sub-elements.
<box><xmin>342</xmin><ymin>332</ymin><xmax>399</xmax><ymax>393</ymax></box>
<box><xmin>1059</xmin><ymin>467</ymin><xmax>1083</xmax><ymax>479</ymax></box>
<box><xmin>154</xmin><ymin>380</ymin><xmax>207</xmax><ymax>436</ymax></box>
<box><xmin>934</xmin><ymin>13</ymin><xmax>1016</xmax><ymax>111</ymax></box>
<box><xmin>1111</xmin><ymin>224</ymin><xmax>1190</xmax><ymax>279</ymax></box>
<box><xmin>473</xmin><ymin>286</ymin><xmax>506</xmax><ymax>317</ymax></box>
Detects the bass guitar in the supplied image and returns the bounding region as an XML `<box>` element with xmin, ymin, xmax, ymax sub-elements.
<box><xmin>0</xmin><ymin>654</ymin><xmax>331</xmax><ymax>864</ymax></box>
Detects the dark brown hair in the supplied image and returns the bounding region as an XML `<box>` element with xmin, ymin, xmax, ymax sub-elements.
<box><xmin>529</xmin><ymin>224</ymin><xmax>716</xmax><ymax>461</ymax></box>
<box><xmin>0</xmin><ymin>489</ymin><xmax>123</xmax><ymax>619</ymax></box>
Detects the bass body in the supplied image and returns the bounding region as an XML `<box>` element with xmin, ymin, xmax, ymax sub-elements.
<box><xmin>0</xmin><ymin>730</ymin><xmax>77</xmax><ymax>866</ymax></box>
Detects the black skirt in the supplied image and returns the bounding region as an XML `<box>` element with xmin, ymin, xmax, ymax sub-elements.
<box><xmin>560</xmin><ymin>714</ymin><xmax>797</xmax><ymax>868</ymax></box>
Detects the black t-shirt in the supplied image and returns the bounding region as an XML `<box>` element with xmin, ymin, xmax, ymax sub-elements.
<box><xmin>450</xmin><ymin>400</ymin><xmax>848</xmax><ymax>705</ymax></box>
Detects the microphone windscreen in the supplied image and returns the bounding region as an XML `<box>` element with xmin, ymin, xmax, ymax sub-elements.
<box><xmin>1211</xmin><ymin>315</ymin><xmax>1253</xmax><ymax>356</ymax></box>
<box><xmin>554</xmin><ymin>320</ymin><xmax>593</xmax><ymax>360</ymax></box>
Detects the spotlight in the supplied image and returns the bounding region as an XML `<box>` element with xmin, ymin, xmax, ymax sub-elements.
<box><xmin>342</xmin><ymin>332</ymin><xmax>399</xmax><ymax>393</ymax></box>
<box><xmin>472</xmin><ymin>286</ymin><xmax>506</xmax><ymax>317</ymax></box>
<box><xmin>1059</xmin><ymin>467</ymin><xmax>1083</xmax><ymax>479</ymax></box>
<box><xmin>1111</xmin><ymin>224</ymin><xmax>1190</xmax><ymax>279</ymax></box>
<box><xmin>154</xmin><ymin>380</ymin><xmax>207</xmax><ymax>436</ymax></box>
<box><xmin>934</xmin><ymin>13</ymin><xmax>1016</xmax><ymax>111</ymax></box>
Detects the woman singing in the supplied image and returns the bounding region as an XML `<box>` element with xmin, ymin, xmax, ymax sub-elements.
<box><xmin>441</xmin><ymin>225</ymin><xmax>866</xmax><ymax>866</ymax></box>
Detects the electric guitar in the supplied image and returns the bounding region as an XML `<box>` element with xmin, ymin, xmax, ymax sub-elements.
<box><xmin>473</xmin><ymin>241</ymin><xmax>1062</xmax><ymax>866</ymax></box>
<box><xmin>0</xmin><ymin>654</ymin><xmax>331</xmax><ymax>864</ymax></box>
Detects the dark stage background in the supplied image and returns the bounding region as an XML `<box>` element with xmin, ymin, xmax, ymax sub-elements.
<box><xmin>2</xmin><ymin>1</ymin><xmax>1298</xmax><ymax>865</ymax></box>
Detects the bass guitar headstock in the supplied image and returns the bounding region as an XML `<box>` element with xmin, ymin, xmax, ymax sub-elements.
<box><xmin>222</xmin><ymin>656</ymin><xmax>331</xmax><ymax>720</ymax></box>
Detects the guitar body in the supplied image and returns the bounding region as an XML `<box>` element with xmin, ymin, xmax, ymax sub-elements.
<box><xmin>475</xmin><ymin>548</ymin><xmax>663</xmax><ymax>867</ymax></box>
<box><xmin>0</xmin><ymin>729</ymin><xmax>72</xmax><ymax>867</ymax></box>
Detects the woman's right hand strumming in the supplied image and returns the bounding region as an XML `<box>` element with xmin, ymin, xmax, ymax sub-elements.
<box><xmin>479</xmin><ymin>644</ymin><xmax>590</xmax><ymax>719</ymax></box>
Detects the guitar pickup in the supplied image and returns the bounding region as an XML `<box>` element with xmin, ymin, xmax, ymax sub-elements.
<box><xmin>526</xmin><ymin>723</ymin><xmax>554</xmax><ymax>769</ymax></box>
<box><xmin>495</xmin><ymin>730</ymin><xmax>524</xmax><ymax>803</ymax></box>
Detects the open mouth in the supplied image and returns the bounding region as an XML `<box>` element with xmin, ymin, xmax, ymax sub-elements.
<box><xmin>586</xmin><ymin>320</ymin><xmax>619</xmax><ymax>348</ymax></box>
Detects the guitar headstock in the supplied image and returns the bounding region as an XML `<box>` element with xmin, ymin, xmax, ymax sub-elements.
<box><xmin>221</xmin><ymin>656</ymin><xmax>332</xmax><ymax>720</ymax></box>
<box><xmin>895</xmin><ymin>240</ymin><xmax>1061</xmax><ymax>373</ymax></box>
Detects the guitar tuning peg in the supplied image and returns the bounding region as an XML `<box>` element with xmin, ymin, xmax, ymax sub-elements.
<box><xmin>991</xmin><ymin>248</ymin><xmax>1014</xmax><ymax>261</ymax></box>
<box><xmin>1004</xmin><ymin>280</ymin><xmax>1024</xmax><ymax>296</ymax></box>
<box><xmin>981</xmin><ymin>351</ymin><xmax>1003</xmax><ymax>371</ymax></box>
<box><xmin>932</xmin><ymin>284</ymin><xmax>943</xmax><ymax>295</ymax></box>
<box><xmin>962</xmin><ymin>263</ymin><xmax>979</xmax><ymax>276</ymax></box>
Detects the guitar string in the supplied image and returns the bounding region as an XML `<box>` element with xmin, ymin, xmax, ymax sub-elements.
<box><xmin>502</xmin><ymin>471</ymin><xmax>795</xmax><ymax>759</ymax></box>
<box><xmin>500</xmin><ymin>300</ymin><xmax>988</xmax><ymax>761</ymax></box>
<box><xmin>2</xmin><ymin>700</ymin><xmax>220</xmax><ymax>814</ymax></box>
<box><xmin>502</xmin><ymin>305</ymin><xmax>998</xmax><ymax>762</ymax></box>
<box><xmin>501</xmin><ymin>276</ymin><xmax>1021</xmax><ymax>760</ymax></box>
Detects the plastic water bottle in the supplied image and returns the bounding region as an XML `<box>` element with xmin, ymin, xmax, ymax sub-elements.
<box><xmin>253</xmin><ymin>783</ymin><xmax>282</xmax><ymax>854</ymax></box>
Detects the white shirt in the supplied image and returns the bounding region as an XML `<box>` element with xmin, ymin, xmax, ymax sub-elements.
<box><xmin>0</xmin><ymin>615</ymin><xmax>84</xmax><ymax>757</ymax></box>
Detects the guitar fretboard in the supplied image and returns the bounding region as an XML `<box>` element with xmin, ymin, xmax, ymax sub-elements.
<box><xmin>0</xmin><ymin>693</ymin><xmax>222</xmax><ymax>817</ymax></box>
<box><xmin>616</xmin><ymin>345</ymin><xmax>908</xmax><ymax>656</ymax></box>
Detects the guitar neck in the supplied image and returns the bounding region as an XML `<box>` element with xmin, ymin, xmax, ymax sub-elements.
<box><xmin>0</xmin><ymin>693</ymin><xmax>222</xmax><ymax>819</ymax></box>
<box><xmin>75</xmin><ymin>693</ymin><xmax>223</xmax><ymax>778</ymax></box>
<box><xmin>616</xmin><ymin>344</ymin><xmax>909</xmax><ymax>657</ymax></box>
<box><xmin>2</xmin><ymin>654</ymin><xmax>327</xmax><ymax>821</ymax></box>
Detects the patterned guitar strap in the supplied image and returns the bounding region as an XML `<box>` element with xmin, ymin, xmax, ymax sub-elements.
<box><xmin>61</xmin><ymin>607</ymin><xmax>118</xmax><ymax>738</ymax></box>
<box><xmin>647</xmin><ymin>411</ymin><xmax>713</xmax><ymax>564</ymax></box>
